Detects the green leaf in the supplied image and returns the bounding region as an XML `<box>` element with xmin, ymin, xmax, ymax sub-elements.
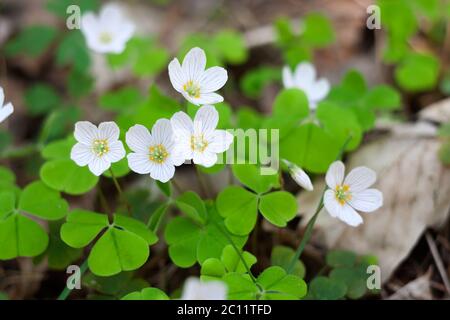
<box><xmin>213</xmin><ymin>30</ymin><xmax>248</xmax><ymax>64</ymax></box>
<box><xmin>223</xmin><ymin>273</ymin><xmax>259</xmax><ymax>300</ymax></box>
<box><xmin>258</xmin><ymin>191</ymin><xmax>297</xmax><ymax>228</ymax></box>
<box><xmin>216</xmin><ymin>186</ymin><xmax>259</xmax><ymax>236</ymax></box>
<box><xmin>175</xmin><ymin>191</ymin><xmax>207</xmax><ymax>224</ymax></box>
<box><xmin>241</xmin><ymin>66</ymin><xmax>281</xmax><ymax>99</ymax></box>
<box><xmin>156</xmin><ymin>181</ymin><xmax>171</xmax><ymax>197</ymax></box>
<box><xmin>231</xmin><ymin>164</ymin><xmax>279</xmax><ymax>194</ymax></box>
<box><xmin>309</xmin><ymin>276</ymin><xmax>347</xmax><ymax>300</ymax></box>
<box><xmin>257</xmin><ymin>266</ymin><xmax>307</xmax><ymax>300</ymax></box>
<box><xmin>439</xmin><ymin>142</ymin><xmax>450</xmax><ymax>165</ymax></box>
<box><xmin>5</xmin><ymin>25</ymin><xmax>57</xmax><ymax>57</ymax></box>
<box><xmin>165</xmin><ymin>203</ymin><xmax>247</xmax><ymax>267</ymax></box>
<box><xmin>40</xmin><ymin>159</ymin><xmax>99</xmax><ymax>195</ymax></box>
<box><xmin>363</xmin><ymin>85</ymin><xmax>401</xmax><ymax>110</ymax></box>
<box><xmin>329</xmin><ymin>266</ymin><xmax>367</xmax><ymax>299</ymax></box>
<box><xmin>271</xmin><ymin>245</ymin><xmax>305</xmax><ymax>278</ymax></box>
<box><xmin>68</xmin><ymin>70</ymin><xmax>93</xmax><ymax>98</ymax></box>
<box><xmin>0</xmin><ymin>213</ymin><xmax>49</xmax><ymax>259</ymax></box>
<box><xmin>39</xmin><ymin>107</ymin><xmax>80</xmax><ymax>143</ymax></box>
<box><xmin>302</xmin><ymin>13</ymin><xmax>335</xmax><ymax>47</ymax></box>
<box><xmin>83</xmin><ymin>271</ymin><xmax>148</xmax><ymax>298</ymax></box>
<box><xmin>24</xmin><ymin>84</ymin><xmax>61</xmax><ymax>116</ymax></box>
<box><xmin>121</xmin><ymin>287</ymin><xmax>169</xmax><ymax>300</ymax></box>
<box><xmin>46</xmin><ymin>0</ymin><xmax>100</xmax><ymax>18</ymax></box>
<box><xmin>103</xmin><ymin>158</ymin><xmax>130</xmax><ymax>178</ymax></box>
<box><xmin>395</xmin><ymin>53</ymin><xmax>440</xmax><ymax>92</ymax></box>
<box><xmin>56</xmin><ymin>31</ymin><xmax>91</xmax><ymax>72</ymax></box>
<box><xmin>273</xmin><ymin>88</ymin><xmax>309</xmax><ymax>122</ymax></box>
<box><xmin>60</xmin><ymin>210</ymin><xmax>108</xmax><ymax>248</ymax></box>
<box><xmin>18</xmin><ymin>181</ymin><xmax>68</xmax><ymax>220</ymax></box>
<box><xmin>99</xmin><ymin>87</ymin><xmax>143</xmax><ymax>112</ymax></box>
<box><xmin>326</xmin><ymin>250</ymin><xmax>357</xmax><ymax>268</ymax></box>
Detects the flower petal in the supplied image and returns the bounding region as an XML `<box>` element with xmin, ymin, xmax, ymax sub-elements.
<box><xmin>282</xmin><ymin>66</ymin><xmax>295</xmax><ymax>88</ymax></box>
<box><xmin>344</xmin><ymin>166</ymin><xmax>377</xmax><ymax>192</ymax></box>
<box><xmin>171</xmin><ymin>111</ymin><xmax>193</xmax><ymax>137</ymax></box>
<box><xmin>0</xmin><ymin>102</ymin><xmax>14</xmax><ymax>123</ymax></box>
<box><xmin>99</xmin><ymin>3</ymin><xmax>123</xmax><ymax>24</ymax></box>
<box><xmin>152</xmin><ymin>119</ymin><xmax>173</xmax><ymax>146</ymax></box>
<box><xmin>74</xmin><ymin>121</ymin><xmax>98</xmax><ymax>145</ymax></box>
<box><xmin>294</xmin><ymin>62</ymin><xmax>316</xmax><ymax>87</ymax></box>
<box><xmin>325</xmin><ymin>161</ymin><xmax>345</xmax><ymax>189</ymax></box>
<box><xmin>168</xmin><ymin>58</ymin><xmax>186</xmax><ymax>92</ymax></box>
<box><xmin>98</xmin><ymin>121</ymin><xmax>120</xmax><ymax>141</ymax></box>
<box><xmin>193</xmin><ymin>150</ymin><xmax>218</xmax><ymax>167</ymax></box>
<box><xmin>126</xmin><ymin>124</ymin><xmax>153</xmax><ymax>153</ymax></box>
<box><xmin>324</xmin><ymin>190</ymin><xmax>363</xmax><ymax>226</ymax></box>
<box><xmin>348</xmin><ymin>189</ymin><xmax>383</xmax><ymax>212</ymax></box>
<box><xmin>127</xmin><ymin>153</ymin><xmax>152</xmax><ymax>174</ymax></box>
<box><xmin>182</xmin><ymin>47</ymin><xmax>206</xmax><ymax>82</ymax></box>
<box><xmin>199</xmin><ymin>67</ymin><xmax>227</xmax><ymax>93</ymax></box>
<box><xmin>70</xmin><ymin>143</ymin><xmax>94</xmax><ymax>166</ymax></box>
<box><xmin>0</xmin><ymin>87</ymin><xmax>4</xmax><ymax>106</ymax></box>
<box><xmin>338</xmin><ymin>204</ymin><xmax>363</xmax><ymax>227</ymax></box>
<box><xmin>88</xmin><ymin>157</ymin><xmax>111</xmax><ymax>176</ymax></box>
<box><xmin>309</xmin><ymin>78</ymin><xmax>330</xmax><ymax>101</ymax></box>
<box><xmin>105</xmin><ymin>141</ymin><xmax>126</xmax><ymax>163</ymax></box>
<box><xmin>207</xmin><ymin>130</ymin><xmax>233</xmax><ymax>153</ymax></box>
<box><xmin>150</xmin><ymin>162</ymin><xmax>175</xmax><ymax>183</ymax></box>
<box><xmin>290</xmin><ymin>166</ymin><xmax>313</xmax><ymax>191</ymax></box>
<box><xmin>184</xmin><ymin>92</ymin><xmax>224</xmax><ymax>106</ymax></box>
<box><xmin>194</xmin><ymin>105</ymin><xmax>219</xmax><ymax>134</ymax></box>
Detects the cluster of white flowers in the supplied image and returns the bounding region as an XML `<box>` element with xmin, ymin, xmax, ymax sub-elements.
<box><xmin>0</xmin><ymin>86</ymin><xmax>14</xmax><ymax>124</ymax></box>
<box><xmin>71</xmin><ymin>47</ymin><xmax>232</xmax><ymax>182</ymax></box>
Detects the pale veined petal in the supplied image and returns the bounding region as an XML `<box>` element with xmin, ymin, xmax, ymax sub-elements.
<box><xmin>127</xmin><ymin>152</ymin><xmax>152</xmax><ymax>174</ymax></box>
<box><xmin>70</xmin><ymin>143</ymin><xmax>95</xmax><ymax>166</ymax></box>
<box><xmin>325</xmin><ymin>161</ymin><xmax>345</xmax><ymax>189</ymax></box>
<box><xmin>181</xmin><ymin>278</ymin><xmax>227</xmax><ymax>300</ymax></box>
<box><xmin>182</xmin><ymin>47</ymin><xmax>206</xmax><ymax>82</ymax></box>
<box><xmin>348</xmin><ymin>188</ymin><xmax>383</xmax><ymax>212</ymax></box>
<box><xmin>0</xmin><ymin>87</ymin><xmax>4</xmax><ymax>106</ymax></box>
<box><xmin>88</xmin><ymin>156</ymin><xmax>111</xmax><ymax>176</ymax></box>
<box><xmin>152</xmin><ymin>119</ymin><xmax>173</xmax><ymax>146</ymax></box>
<box><xmin>193</xmin><ymin>150</ymin><xmax>218</xmax><ymax>167</ymax></box>
<box><xmin>324</xmin><ymin>189</ymin><xmax>340</xmax><ymax>218</ymax></box>
<box><xmin>116</xmin><ymin>22</ymin><xmax>135</xmax><ymax>43</ymax></box>
<box><xmin>150</xmin><ymin>162</ymin><xmax>175</xmax><ymax>183</ymax></box>
<box><xmin>170</xmin><ymin>143</ymin><xmax>189</xmax><ymax>166</ymax></box>
<box><xmin>98</xmin><ymin>121</ymin><xmax>120</xmax><ymax>141</ymax></box>
<box><xmin>207</xmin><ymin>130</ymin><xmax>234</xmax><ymax>153</ymax></box>
<box><xmin>104</xmin><ymin>141</ymin><xmax>126</xmax><ymax>163</ymax></box>
<box><xmin>126</xmin><ymin>124</ymin><xmax>153</xmax><ymax>153</ymax></box>
<box><xmin>294</xmin><ymin>62</ymin><xmax>316</xmax><ymax>87</ymax></box>
<box><xmin>290</xmin><ymin>166</ymin><xmax>313</xmax><ymax>191</ymax></box>
<box><xmin>171</xmin><ymin>111</ymin><xmax>193</xmax><ymax>137</ymax></box>
<box><xmin>168</xmin><ymin>58</ymin><xmax>186</xmax><ymax>92</ymax></box>
<box><xmin>99</xmin><ymin>3</ymin><xmax>123</xmax><ymax>25</ymax></box>
<box><xmin>74</xmin><ymin>121</ymin><xmax>98</xmax><ymax>145</ymax></box>
<box><xmin>344</xmin><ymin>166</ymin><xmax>377</xmax><ymax>192</ymax></box>
<box><xmin>0</xmin><ymin>102</ymin><xmax>14</xmax><ymax>123</ymax></box>
<box><xmin>184</xmin><ymin>92</ymin><xmax>224</xmax><ymax>106</ymax></box>
<box><xmin>282</xmin><ymin>66</ymin><xmax>295</xmax><ymax>88</ymax></box>
<box><xmin>81</xmin><ymin>12</ymin><xmax>99</xmax><ymax>36</ymax></box>
<box><xmin>199</xmin><ymin>67</ymin><xmax>227</xmax><ymax>93</ymax></box>
<box><xmin>194</xmin><ymin>105</ymin><xmax>219</xmax><ymax>134</ymax></box>
<box><xmin>338</xmin><ymin>204</ymin><xmax>363</xmax><ymax>227</ymax></box>
<box><xmin>309</xmin><ymin>78</ymin><xmax>330</xmax><ymax>101</ymax></box>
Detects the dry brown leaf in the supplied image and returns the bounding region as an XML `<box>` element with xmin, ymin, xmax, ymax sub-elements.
<box><xmin>388</xmin><ymin>271</ymin><xmax>433</xmax><ymax>300</ymax></box>
<box><xmin>419</xmin><ymin>98</ymin><xmax>450</xmax><ymax>124</ymax></box>
<box><xmin>298</xmin><ymin>122</ymin><xmax>450</xmax><ymax>283</ymax></box>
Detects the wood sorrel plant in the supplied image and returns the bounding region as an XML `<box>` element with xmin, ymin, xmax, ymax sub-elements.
<box><xmin>0</xmin><ymin>2</ymin><xmax>397</xmax><ymax>301</ymax></box>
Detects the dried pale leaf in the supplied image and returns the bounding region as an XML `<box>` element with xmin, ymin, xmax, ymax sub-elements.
<box><xmin>388</xmin><ymin>272</ymin><xmax>432</xmax><ymax>300</ymax></box>
<box><xmin>298</xmin><ymin>122</ymin><xmax>450</xmax><ymax>282</ymax></box>
<box><xmin>419</xmin><ymin>98</ymin><xmax>450</xmax><ymax>124</ymax></box>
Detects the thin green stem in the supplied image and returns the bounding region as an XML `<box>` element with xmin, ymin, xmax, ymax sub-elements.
<box><xmin>108</xmin><ymin>168</ymin><xmax>131</xmax><ymax>216</ymax></box>
<box><xmin>286</xmin><ymin>135</ymin><xmax>353</xmax><ymax>274</ymax></box>
<box><xmin>57</xmin><ymin>260</ymin><xmax>89</xmax><ymax>300</ymax></box>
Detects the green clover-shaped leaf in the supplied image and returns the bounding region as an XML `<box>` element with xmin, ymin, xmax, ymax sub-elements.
<box><xmin>121</xmin><ymin>287</ymin><xmax>169</xmax><ymax>300</ymax></box>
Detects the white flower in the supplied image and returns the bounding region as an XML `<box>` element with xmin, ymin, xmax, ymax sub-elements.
<box><xmin>282</xmin><ymin>62</ymin><xmax>330</xmax><ymax>110</ymax></box>
<box><xmin>171</xmin><ymin>105</ymin><xmax>233</xmax><ymax>167</ymax></box>
<box><xmin>80</xmin><ymin>3</ymin><xmax>135</xmax><ymax>54</ymax></box>
<box><xmin>283</xmin><ymin>159</ymin><xmax>313</xmax><ymax>191</ymax></box>
<box><xmin>71</xmin><ymin>121</ymin><xmax>126</xmax><ymax>176</ymax></box>
<box><xmin>168</xmin><ymin>47</ymin><xmax>228</xmax><ymax>105</ymax></box>
<box><xmin>324</xmin><ymin>161</ymin><xmax>383</xmax><ymax>227</ymax></box>
<box><xmin>180</xmin><ymin>278</ymin><xmax>227</xmax><ymax>300</ymax></box>
<box><xmin>0</xmin><ymin>87</ymin><xmax>13</xmax><ymax>123</ymax></box>
<box><xmin>126</xmin><ymin>119</ymin><xmax>184</xmax><ymax>183</ymax></box>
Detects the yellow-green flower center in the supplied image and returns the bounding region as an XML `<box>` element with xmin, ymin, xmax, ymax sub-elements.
<box><xmin>183</xmin><ymin>80</ymin><xmax>201</xmax><ymax>98</ymax></box>
<box><xmin>190</xmin><ymin>134</ymin><xmax>208</xmax><ymax>152</ymax></box>
<box><xmin>93</xmin><ymin>139</ymin><xmax>109</xmax><ymax>157</ymax></box>
<box><xmin>99</xmin><ymin>32</ymin><xmax>113</xmax><ymax>44</ymax></box>
<box><xmin>149</xmin><ymin>144</ymin><xmax>169</xmax><ymax>163</ymax></box>
<box><xmin>335</xmin><ymin>184</ymin><xmax>351</xmax><ymax>205</ymax></box>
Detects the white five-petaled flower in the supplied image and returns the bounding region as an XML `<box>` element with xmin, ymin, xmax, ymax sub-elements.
<box><xmin>283</xmin><ymin>159</ymin><xmax>313</xmax><ymax>191</ymax></box>
<box><xmin>168</xmin><ymin>47</ymin><xmax>228</xmax><ymax>106</ymax></box>
<box><xmin>324</xmin><ymin>161</ymin><xmax>383</xmax><ymax>227</ymax></box>
<box><xmin>282</xmin><ymin>62</ymin><xmax>330</xmax><ymax>110</ymax></box>
<box><xmin>180</xmin><ymin>277</ymin><xmax>227</xmax><ymax>300</ymax></box>
<box><xmin>171</xmin><ymin>105</ymin><xmax>234</xmax><ymax>167</ymax></box>
<box><xmin>0</xmin><ymin>86</ymin><xmax>14</xmax><ymax>124</ymax></box>
<box><xmin>71</xmin><ymin>121</ymin><xmax>126</xmax><ymax>176</ymax></box>
<box><xmin>81</xmin><ymin>3</ymin><xmax>135</xmax><ymax>54</ymax></box>
<box><xmin>126</xmin><ymin>119</ymin><xmax>184</xmax><ymax>183</ymax></box>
